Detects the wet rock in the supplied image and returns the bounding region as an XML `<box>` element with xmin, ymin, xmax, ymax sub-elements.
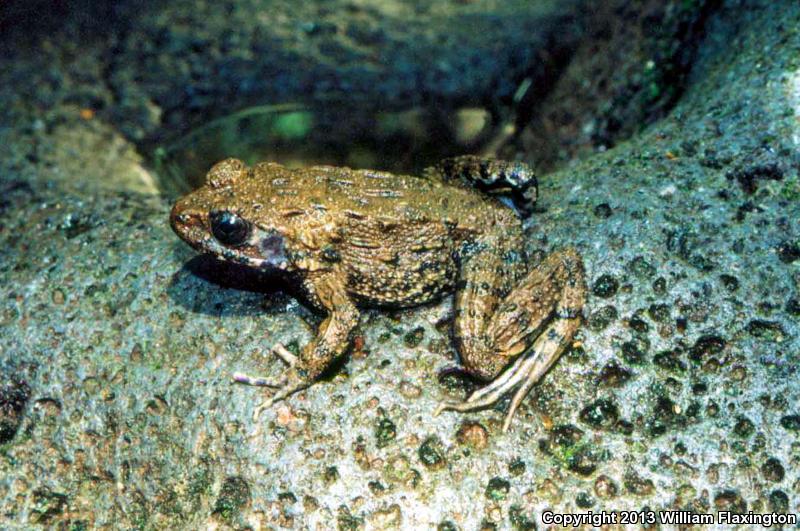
<box><xmin>323</xmin><ymin>466</ymin><xmax>340</xmax><ymax>485</ymax></box>
<box><xmin>713</xmin><ymin>489</ymin><xmax>747</xmax><ymax>513</ymax></box>
<box><xmin>592</xmin><ymin>274</ymin><xmax>619</xmax><ymax>298</ymax></box>
<box><xmin>578</xmin><ymin>398</ymin><xmax>620</xmax><ymax>430</ymax></box>
<box><xmin>383</xmin><ymin>455</ymin><xmax>420</xmax><ymax>489</ymax></box>
<box><xmin>652</xmin><ymin>276</ymin><xmax>667</xmax><ymax>294</ymax></box>
<box><xmin>418</xmin><ymin>436</ymin><xmax>446</xmax><ymax>470</ymax></box>
<box><xmin>746</xmin><ymin>320</ymin><xmax>786</xmax><ymax>341</ymax></box>
<box><xmin>646</xmin><ymin>395</ymin><xmax>682</xmax><ymax>437</ymax></box>
<box><xmin>627</xmin><ymin>256</ymin><xmax>655</xmax><ymax>279</ymax></box>
<box><xmin>508</xmin><ymin>458</ymin><xmax>526</xmax><ymax>477</ymax></box>
<box><xmin>653</xmin><ymin>349</ymin><xmax>686</xmax><ymax>372</ymax></box>
<box><xmin>519</xmin><ymin>0</ymin><xmax>720</xmax><ymax>169</ymax></box>
<box><xmin>110</xmin><ymin>0</ymin><xmax>585</xmax><ymax>142</ymax></box>
<box><xmin>566</xmin><ymin>446</ymin><xmax>598</xmax><ymax>477</ymax></box>
<box><xmin>484</xmin><ymin>477</ymin><xmax>510</xmax><ymax>501</ymax></box>
<box><xmin>455</xmin><ymin>421</ymin><xmax>489</xmax><ymax>451</ymax></box>
<box><xmin>588</xmin><ymin>305</ymin><xmax>618</xmax><ymax>330</ymax></box>
<box><xmin>621</xmin><ymin>338</ymin><xmax>649</xmax><ymax>365</ymax></box>
<box><xmin>779</xmin><ymin>415</ymin><xmax>800</xmax><ymax>431</ymax></box>
<box><xmin>732</xmin><ymin>416</ymin><xmax>754</xmax><ymax>439</ymax></box>
<box><xmin>623</xmin><ymin>471</ymin><xmax>654</xmax><ymax>496</ymax></box>
<box><xmin>597</xmin><ymin>362</ymin><xmax>633</xmax><ymax>388</ymax></box>
<box><xmin>688</xmin><ymin>335</ymin><xmax>726</xmax><ymax>363</ymax></box>
<box><xmin>0</xmin><ymin>373</ymin><xmax>31</xmax><ymax>444</ymax></box>
<box><xmin>403</xmin><ymin>327</ymin><xmax>425</xmax><ymax>348</ymax></box>
<box><xmin>546</xmin><ymin>424</ymin><xmax>584</xmax><ymax>448</ymax></box>
<box><xmin>508</xmin><ymin>505</ymin><xmax>536</xmax><ymax>530</ymax></box>
<box><xmin>718</xmin><ymin>274</ymin><xmax>739</xmax><ymax>292</ymax></box>
<box><xmin>374</xmin><ymin>408</ymin><xmax>397</xmax><ymax>448</ymax></box>
<box><xmin>776</xmin><ymin>241</ymin><xmax>800</xmax><ymax>264</ymax></box>
<box><xmin>665</xmin><ymin>229</ymin><xmax>716</xmax><ymax>271</ymax></box>
<box><xmin>593</xmin><ymin>475</ymin><xmax>619</xmax><ymax>499</ymax></box>
<box><xmin>768</xmin><ymin>490</ymin><xmax>789</xmax><ymax>513</ymax></box>
<box><xmin>648</xmin><ymin>303</ymin><xmax>671</xmax><ymax>323</ymax></box>
<box><xmin>213</xmin><ymin>477</ymin><xmax>251</xmax><ymax>523</ymax></box>
<box><xmin>674</xmin><ymin>441</ymin><xmax>687</xmax><ymax>455</ymax></box>
<box><xmin>540</xmin><ymin>425</ymin><xmax>598</xmax><ymax>476</ymax></box>
<box><xmin>761</xmin><ymin>457</ymin><xmax>785</xmax><ymax>483</ymax></box>
<box><xmin>30</xmin><ymin>489</ymin><xmax>67</xmax><ymax>524</ymax></box>
<box><xmin>369</xmin><ymin>503</ymin><xmax>402</xmax><ymax>529</ymax></box>
<box><xmin>565</xmin><ymin>343</ymin><xmax>589</xmax><ymax>364</ymax></box>
<box><xmin>398</xmin><ymin>380</ymin><xmax>422</xmax><ymax>399</ymax></box>
<box><xmin>338</xmin><ymin>505</ymin><xmax>365</xmax><ymax>530</ymax></box>
<box><xmin>627</xmin><ymin>312</ymin><xmax>650</xmax><ymax>334</ymax></box>
<box><xmin>726</xmin><ymin>160</ymin><xmax>785</xmax><ymax>195</ymax></box>
<box><xmin>593</xmin><ymin>203</ymin><xmax>612</xmax><ymax>218</ymax></box>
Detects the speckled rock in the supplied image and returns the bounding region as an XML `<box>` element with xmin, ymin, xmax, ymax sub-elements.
<box><xmin>1</xmin><ymin>0</ymin><xmax>799</xmax><ymax>529</ymax></box>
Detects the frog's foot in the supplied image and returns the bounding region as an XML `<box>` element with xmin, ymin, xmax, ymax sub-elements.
<box><xmin>232</xmin><ymin>343</ymin><xmax>309</xmax><ymax>420</ymax></box>
<box><xmin>434</xmin><ymin>318</ymin><xmax>575</xmax><ymax>432</ymax></box>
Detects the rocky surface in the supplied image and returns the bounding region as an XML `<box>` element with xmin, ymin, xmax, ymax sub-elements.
<box><xmin>0</xmin><ymin>0</ymin><xmax>584</xmax><ymax>146</ymax></box>
<box><xmin>518</xmin><ymin>0</ymin><xmax>722</xmax><ymax>171</ymax></box>
<box><xmin>1</xmin><ymin>0</ymin><xmax>799</xmax><ymax>529</ymax></box>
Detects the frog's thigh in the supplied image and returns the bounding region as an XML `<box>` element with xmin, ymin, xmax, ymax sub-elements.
<box><xmin>452</xmin><ymin>235</ymin><xmax>522</xmax><ymax>379</ymax></box>
<box><xmin>455</xmin><ymin>247</ymin><xmax>585</xmax><ymax>380</ymax></box>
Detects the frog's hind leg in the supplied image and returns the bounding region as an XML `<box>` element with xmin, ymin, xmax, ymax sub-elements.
<box><xmin>436</xmin><ymin>317</ymin><xmax>580</xmax><ymax>432</ymax></box>
<box><xmin>435</xmin><ymin>248</ymin><xmax>585</xmax><ymax>431</ymax></box>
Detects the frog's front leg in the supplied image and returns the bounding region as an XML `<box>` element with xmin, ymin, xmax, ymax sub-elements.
<box><xmin>233</xmin><ymin>272</ymin><xmax>359</xmax><ymax>419</ymax></box>
<box><xmin>435</xmin><ymin>245</ymin><xmax>586</xmax><ymax>431</ymax></box>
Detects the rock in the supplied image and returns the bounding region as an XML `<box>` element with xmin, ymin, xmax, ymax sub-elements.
<box><xmin>1</xmin><ymin>0</ymin><xmax>799</xmax><ymax>527</ymax></box>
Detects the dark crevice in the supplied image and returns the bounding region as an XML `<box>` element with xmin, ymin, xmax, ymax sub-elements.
<box><xmin>519</xmin><ymin>0</ymin><xmax>724</xmax><ymax>173</ymax></box>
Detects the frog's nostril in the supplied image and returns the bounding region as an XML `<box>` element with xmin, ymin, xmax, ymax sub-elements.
<box><xmin>170</xmin><ymin>209</ymin><xmax>205</xmax><ymax>239</ymax></box>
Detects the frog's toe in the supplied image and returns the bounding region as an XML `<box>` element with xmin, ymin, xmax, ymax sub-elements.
<box><xmin>464</xmin><ymin>351</ymin><xmax>532</xmax><ymax>405</ymax></box>
<box><xmin>271</xmin><ymin>343</ymin><xmax>299</xmax><ymax>367</ymax></box>
<box><xmin>433</xmin><ymin>400</ymin><xmax>484</xmax><ymax>416</ymax></box>
<box><xmin>434</xmin><ymin>350</ymin><xmax>535</xmax><ymax>416</ymax></box>
<box><xmin>251</xmin><ymin>379</ymin><xmax>308</xmax><ymax>420</ymax></box>
<box><xmin>232</xmin><ymin>344</ymin><xmax>299</xmax><ymax>387</ymax></box>
<box><xmin>501</xmin><ymin>373</ymin><xmax>538</xmax><ymax>432</ymax></box>
<box><xmin>433</xmin><ymin>402</ymin><xmax>462</xmax><ymax>416</ymax></box>
<box><xmin>433</xmin><ymin>371</ymin><xmax>534</xmax><ymax>431</ymax></box>
<box><xmin>232</xmin><ymin>372</ymin><xmax>286</xmax><ymax>387</ymax></box>
<box><xmin>233</xmin><ymin>343</ymin><xmax>308</xmax><ymax>420</ymax></box>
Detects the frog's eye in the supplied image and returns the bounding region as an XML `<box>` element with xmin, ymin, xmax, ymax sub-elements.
<box><xmin>209</xmin><ymin>211</ymin><xmax>251</xmax><ymax>246</ymax></box>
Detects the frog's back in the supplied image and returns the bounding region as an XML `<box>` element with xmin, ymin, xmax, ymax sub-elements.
<box><xmin>251</xmin><ymin>162</ymin><xmax>512</xmax><ymax>231</ymax></box>
<box><xmin>250</xmin><ymin>162</ymin><xmax>520</xmax><ymax>308</ymax></box>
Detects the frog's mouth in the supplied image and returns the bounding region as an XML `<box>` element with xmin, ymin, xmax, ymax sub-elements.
<box><xmin>203</xmin><ymin>228</ymin><xmax>290</xmax><ymax>272</ymax></box>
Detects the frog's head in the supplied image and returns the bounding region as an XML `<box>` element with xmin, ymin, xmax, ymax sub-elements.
<box><xmin>170</xmin><ymin>158</ymin><xmax>292</xmax><ymax>272</ymax></box>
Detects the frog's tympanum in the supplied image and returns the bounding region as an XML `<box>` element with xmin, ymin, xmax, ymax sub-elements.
<box><xmin>170</xmin><ymin>156</ymin><xmax>586</xmax><ymax>431</ymax></box>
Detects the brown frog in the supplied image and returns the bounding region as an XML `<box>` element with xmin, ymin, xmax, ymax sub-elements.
<box><xmin>170</xmin><ymin>156</ymin><xmax>586</xmax><ymax>431</ymax></box>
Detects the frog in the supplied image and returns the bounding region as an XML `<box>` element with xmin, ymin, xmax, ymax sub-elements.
<box><xmin>170</xmin><ymin>155</ymin><xmax>586</xmax><ymax>431</ymax></box>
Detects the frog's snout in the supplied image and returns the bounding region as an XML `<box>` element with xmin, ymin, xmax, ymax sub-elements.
<box><xmin>169</xmin><ymin>202</ymin><xmax>207</xmax><ymax>247</ymax></box>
